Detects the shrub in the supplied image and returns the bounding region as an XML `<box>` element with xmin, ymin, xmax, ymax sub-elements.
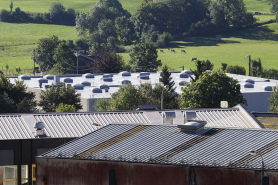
<box><xmin>226</xmin><ymin>65</ymin><xmax>246</xmax><ymax>75</ymax></box>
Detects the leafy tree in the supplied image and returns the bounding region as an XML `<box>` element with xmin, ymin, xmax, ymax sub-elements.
<box><xmin>209</xmin><ymin>0</ymin><xmax>256</xmax><ymax>28</ymax></box>
<box><xmin>159</xmin><ymin>65</ymin><xmax>175</xmax><ymax>91</ymax></box>
<box><xmin>129</xmin><ymin>43</ymin><xmax>162</xmax><ymax>72</ymax></box>
<box><xmin>252</xmin><ymin>58</ymin><xmax>263</xmax><ymax>77</ymax></box>
<box><xmin>180</xmin><ymin>70</ymin><xmax>246</xmax><ymax>108</ymax></box>
<box><xmin>93</xmin><ymin>48</ymin><xmax>125</xmax><ymax>73</ymax></box>
<box><xmin>53</xmin><ymin>41</ymin><xmax>76</xmax><ymax>74</ymax></box>
<box><xmin>262</xmin><ymin>68</ymin><xmax>278</xmax><ymax>79</ymax></box>
<box><xmin>0</xmin><ymin>74</ymin><xmax>36</xmax><ymax>113</ymax></box>
<box><xmin>39</xmin><ymin>84</ymin><xmax>82</xmax><ymax>112</ymax></box>
<box><xmin>49</xmin><ymin>2</ymin><xmax>66</xmax><ymax>24</ymax></box>
<box><xmin>269</xmin><ymin>86</ymin><xmax>278</xmax><ymax>112</ymax></box>
<box><xmin>191</xmin><ymin>60</ymin><xmax>214</xmax><ymax>82</ymax></box>
<box><xmin>221</xmin><ymin>63</ymin><xmax>228</xmax><ymax>72</ymax></box>
<box><xmin>56</xmin><ymin>103</ymin><xmax>76</xmax><ymax>112</ymax></box>
<box><xmin>33</xmin><ymin>35</ymin><xmax>60</xmax><ymax>72</ymax></box>
<box><xmin>97</xmin><ymin>83</ymin><xmax>179</xmax><ymax>111</ymax></box>
<box><xmin>226</xmin><ymin>65</ymin><xmax>246</xmax><ymax>75</ymax></box>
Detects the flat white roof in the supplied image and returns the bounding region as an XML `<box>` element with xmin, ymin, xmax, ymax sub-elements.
<box><xmin>9</xmin><ymin>72</ymin><xmax>277</xmax><ymax>99</ymax></box>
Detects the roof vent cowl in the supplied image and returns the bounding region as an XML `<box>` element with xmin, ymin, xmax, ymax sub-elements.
<box><xmin>178</xmin><ymin>121</ymin><xmax>207</xmax><ymax>133</ymax></box>
<box><xmin>34</xmin><ymin>121</ymin><xmax>48</xmax><ymax>138</ymax></box>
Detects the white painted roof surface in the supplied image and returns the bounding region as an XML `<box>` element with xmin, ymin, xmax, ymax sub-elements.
<box><xmin>0</xmin><ymin>115</ymin><xmax>34</xmax><ymax>140</ymax></box>
<box><xmin>9</xmin><ymin>72</ymin><xmax>278</xmax><ymax>100</ymax></box>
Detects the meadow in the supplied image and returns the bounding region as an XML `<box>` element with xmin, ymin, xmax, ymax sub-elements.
<box><xmin>0</xmin><ymin>0</ymin><xmax>277</xmax><ymax>72</ymax></box>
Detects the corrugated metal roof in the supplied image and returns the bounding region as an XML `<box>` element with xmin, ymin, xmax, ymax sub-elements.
<box><xmin>40</xmin><ymin>124</ymin><xmax>278</xmax><ymax>170</ymax></box>
<box><xmin>0</xmin><ymin>115</ymin><xmax>34</xmax><ymax>140</ymax></box>
<box><xmin>34</xmin><ymin>112</ymin><xmax>150</xmax><ymax>138</ymax></box>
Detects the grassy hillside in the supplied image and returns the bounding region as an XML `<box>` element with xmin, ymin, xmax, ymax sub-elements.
<box><xmin>0</xmin><ymin>0</ymin><xmax>272</xmax><ymax>14</ymax></box>
<box><xmin>0</xmin><ymin>0</ymin><xmax>276</xmax><ymax>72</ymax></box>
<box><xmin>0</xmin><ymin>22</ymin><xmax>78</xmax><ymax>71</ymax></box>
<box><xmin>0</xmin><ymin>0</ymin><xmax>142</xmax><ymax>14</ymax></box>
<box><xmin>121</xmin><ymin>23</ymin><xmax>278</xmax><ymax>71</ymax></box>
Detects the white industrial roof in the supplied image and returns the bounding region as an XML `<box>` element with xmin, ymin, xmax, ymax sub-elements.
<box><xmin>9</xmin><ymin>72</ymin><xmax>277</xmax><ymax>99</ymax></box>
<box><xmin>0</xmin><ymin>105</ymin><xmax>263</xmax><ymax>140</ymax></box>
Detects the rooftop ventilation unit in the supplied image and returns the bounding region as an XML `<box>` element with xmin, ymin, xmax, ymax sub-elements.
<box><xmin>83</xmin><ymin>73</ymin><xmax>94</xmax><ymax>78</ymax></box>
<box><xmin>137</xmin><ymin>105</ymin><xmax>157</xmax><ymax>110</ymax></box>
<box><xmin>220</xmin><ymin>101</ymin><xmax>229</xmax><ymax>108</ymax></box>
<box><xmin>138</xmin><ymin>75</ymin><xmax>149</xmax><ymax>80</ymax></box>
<box><xmin>103</xmin><ymin>74</ymin><xmax>113</xmax><ymax>78</ymax></box>
<box><xmin>178</xmin><ymin>121</ymin><xmax>207</xmax><ymax>133</ymax></box>
<box><xmin>183</xmin><ymin>111</ymin><xmax>197</xmax><ymax>123</ymax></box>
<box><xmin>44</xmin><ymin>75</ymin><xmax>54</xmax><ymax>80</ymax></box>
<box><xmin>180</xmin><ymin>73</ymin><xmax>189</xmax><ymax>78</ymax></box>
<box><xmin>81</xmin><ymin>81</ymin><xmax>91</xmax><ymax>86</ymax></box>
<box><xmin>92</xmin><ymin>88</ymin><xmax>102</xmax><ymax>93</ymax></box>
<box><xmin>38</xmin><ymin>78</ymin><xmax>48</xmax><ymax>83</ymax></box>
<box><xmin>63</xmin><ymin>78</ymin><xmax>73</xmax><ymax>83</ymax></box>
<box><xmin>44</xmin><ymin>84</ymin><xmax>50</xmax><ymax>89</ymax></box>
<box><xmin>140</xmin><ymin>72</ymin><xmax>150</xmax><ymax>76</ymax></box>
<box><xmin>100</xmin><ymin>84</ymin><xmax>109</xmax><ymax>89</ymax></box>
<box><xmin>261</xmin><ymin>86</ymin><xmax>273</xmax><ymax>91</ymax></box>
<box><xmin>54</xmin><ymin>75</ymin><xmax>61</xmax><ymax>85</ymax></box>
<box><xmin>34</xmin><ymin>121</ymin><xmax>48</xmax><ymax>138</ymax></box>
<box><xmin>73</xmin><ymin>83</ymin><xmax>85</xmax><ymax>90</ymax></box>
<box><xmin>182</xmin><ymin>70</ymin><xmax>193</xmax><ymax>75</ymax></box>
<box><xmin>101</xmin><ymin>77</ymin><xmax>113</xmax><ymax>82</ymax></box>
<box><xmin>163</xmin><ymin>111</ymin><xmax>176</xmax><ymax>124</ymax></box>
<box><xmin>244</xmin><ymin>79</ymin><xmax>255</xmax><ymax>84</ymax></box>
<box><xmin>67</xmin><ymin>84</ymin><xmax>72</xmax><ymax>88</ymax></box>
<box><xmin>19</xmin><ymin>75</ymin><xmax>31</xmax><ymax>80</ymax></box>
<box><xmin>243</xmin><ymin>82</ymin><xmax>254</xmax><ymax>88</ymax></box>
<box><xmin>121</xmin><ymin>80</ymin><xmax>131</xmax><ymax>84</ymax></box>
<box><xmin>179</xmin><ymin>81</ymin><xmax>187</xmax><ymax>86</ymax></box>
<box><xmin>120</xmin><ymin>71</ymin><xmax>131</xmax><ymax>76</ymax></box>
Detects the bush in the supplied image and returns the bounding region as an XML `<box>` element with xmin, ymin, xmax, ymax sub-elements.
<box><xmin>56</xmin><ymin>103</ymin><xmax>76</xmax><ymax>112</ymax></box>
<box><xmin>0</xmin><ymin>9</ymin><xmax>11</xmax><ymax>21</ymax></box>
<box><xmin>226</xmin><ymin>65</ymin><xmax>246</xmax><ymax>75</ymax></box>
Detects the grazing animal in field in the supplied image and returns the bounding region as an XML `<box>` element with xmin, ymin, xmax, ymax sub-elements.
<box><xmin>191</xmin><ymin>58</ymin><xmax>197</xmax><ymax>61</ymax></box>
<box><xmin>181</xmin><ymin>50</ymin><xmax>186</xmax><ymax>53</ymax></box>
<box><xmin>160</xmin><ymin>50</ymin><xmax>164</xmax><ymax>53</ymax></box>
<box><xmin>171</xmin><ymin>49</ymin><xmax>175</xmax><ymax>52</ymax></box>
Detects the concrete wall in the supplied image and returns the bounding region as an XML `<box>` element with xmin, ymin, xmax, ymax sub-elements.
<box><xmin>36</xmin><ymin>158</ymin><xmax>278</xmax><ymax>185</ymax></box>
<box><xmin>242</xmin><ymin>92</ymin><xmax>272</xmax><ymax>112</ymax></box>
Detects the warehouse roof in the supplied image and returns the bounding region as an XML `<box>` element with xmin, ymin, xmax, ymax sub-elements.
<box><xmin>0</xmin><ymin>105</ymin><xmax>263</xmax><ymax>140</ymax></box>
<box><xmin>9</xmin><ymin>72</ymin><xmax>278</xmax><ymax>99</ymax></box>
<box><xmin>39</xmin><ymin>124</ymin><xmax>278</xmax><ymax>170</ymax></box>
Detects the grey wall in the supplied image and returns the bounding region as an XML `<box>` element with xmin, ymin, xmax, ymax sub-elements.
<box><xmin>242</xmin><ymin>92</ymin><xmax>272</xmax><ymax>112</ymax></box>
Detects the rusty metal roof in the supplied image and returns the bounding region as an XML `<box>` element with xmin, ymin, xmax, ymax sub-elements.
<box><xmin>0</xmin><ymin>115</ymin><xmax>35</xmax><ymax>140</ymax></box>
<box><xmin>39</xmin><ymin>124</ymin><xmax>278</xmax><ymax>170</ymax></box>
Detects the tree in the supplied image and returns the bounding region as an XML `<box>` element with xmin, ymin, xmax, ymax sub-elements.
<box><xmin>209</xmin><ymin>0</ymin><xmax>256</xmax><ymax>28</ymax></box>
<box><xmin>0</xmin><ymin>74</ymin><xmax>36</xmax><ymax>113</ymax></box>
<box><xmin>159</xmin><ymin>65</ymin><xmax>175</xmax><ymax>91</ymax></box>
<box><xmin>39</xmin><ymin>84</ymin><xmax>82</xmax><ymax>112</ymax></box>
<box><xmin>191</xmin><ymin>60</ymin><xmax>214</xmax><ymax>81</ymax></box>
<box><xmin>226</xmin><ymin>65</ymin><xmax>246</xmax><ymax>75</ymax></box>
<box><xmin>221</xmin><ymin>63</ymin><xmax>228</xmax><ymax>72</ymax></box>
<box><xmin>180</xmin><ymin>70</ymin><xmax>246</xmax><ymax>108</ymax></box>
<box><xmin>97</xmin><ymin>83</ymin><xmax>179</xmax><ymax>111</ymax></box>
<box><xmin>252</xmin><ymin>58</ymin><xmax>263</xmax><ymax>77</ymax></box>
<box><xmin>49</xmin><ymin>2</ymin><xmax>66</xmax><ymax>24</ymax></box>
<box><xmin>129</xmin><ymin>43</ymin><xmax>162</xmax><ymax>72</ymax></box>
<box><xmin>269</xmin><ymin>86</ymin><xmax>278</xmax><ymax>112</ymax></box>
<box><xmin>93</xmin><ymin>48</ymin><xmax>125</xmax><ymax>73</ymax></box>
<box><xmin>56</xmin><ymin>103</ymin><xmax>76</xmax><ymax>112</ymax></box>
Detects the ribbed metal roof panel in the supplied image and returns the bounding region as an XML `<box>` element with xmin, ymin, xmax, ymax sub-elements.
<box><xmin>40</xmin><ymin>124</ymin><xmax>278</xmax><ymax>170</ymax></box>
<box><xmin>194</xmin><ymin>108</ymin><xmax>260</xmax><ymax>128</ymax></box>
<box><xmin>0</xmin><ymin>115</ymin><xmax>34</xmax><ymax>140</ymax></box>
<box><xmin>34</xmin><ymin>112</ymin><xmax>150</xmax><ymax>138</ymax></box>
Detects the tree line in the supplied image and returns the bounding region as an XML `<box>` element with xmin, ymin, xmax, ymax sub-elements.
<box><xmin>0</xmin><ymin>2</ymin><xmax>75</xmax><ymax>25</ymax></box>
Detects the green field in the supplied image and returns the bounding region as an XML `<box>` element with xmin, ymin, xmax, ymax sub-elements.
<box><xmin>0</xmin><ymin>22</ymin><xmax>78</xmax><ymax>71</ymax></box>
<box><xmin>121</xmin><ymin>23</ymin><xmax>278</xmax><ymax>71</ymax></box>
<box><xmin>0</xmin><ymin>0</ymin><xmax>142</xmax><ymax>14</ymax></box>
<box><xmin>0</xmin><ymin>0</ymin><xmax>277</xmax><ymax>72</ymax></box>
